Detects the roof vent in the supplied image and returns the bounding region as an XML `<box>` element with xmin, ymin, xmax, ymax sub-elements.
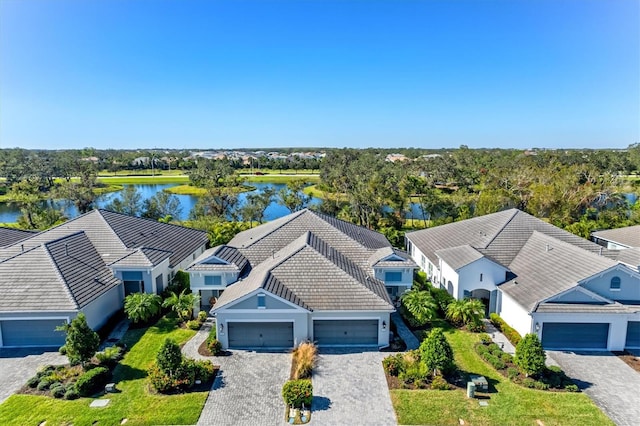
<box><xmin>513</xmin><ymin>280</ymin><xmax>518</xmax><ymax>285</ymax></box>
<box><xmin>599</xmin><ymin>247</ymin><xmax>603</xmax><ymax>256</ymax></box>
<box><xmin>21</xmin><ymin>244</ymin><xmax>24</xmax><ymax>252</ymax></box>
<box><xmin>545</xmin><ymin>244</ymin><xmax>551</xmax><ymax>252</ymax></box>
<box><xmin>65</xmin><ymin>243</ymin><xmax>69</xmax><ymax>256</ymax></box>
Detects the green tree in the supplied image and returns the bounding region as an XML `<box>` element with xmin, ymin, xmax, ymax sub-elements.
<box><xmin>515</xmin><ymin>333</ymin><xmax>546</xmax><ymax>377</ymax></box>
<box><xmin>124</xmin><ymin>292</ymin><xmax>162</xmax><ymax>324</ymax></box>
<box><xmin>241</xmin><ymin>186</ymin><xmax>276</xmax><ymax>225</ymax></box>
<box><xmin>445</xmin><ymin>298</ymin><xmax>485</xmax><ymax>327</ymax></box>
<box><xmin>400</xmin><ymin>290</ymin><xmax>437</xmax><ymax>327</ymax></box>
<box><xmin>162</xmin><ymin>289</ymin><xmax>200</xmax><ymax>322</ymax></box>
<box><xmin>55</xmin><ymin>161</ymin><xmax>100</xmax><ymax>213</ymax></box>
<box><xmin>156</xmin><ymin>338</ymin><xmax>183</xmax><ymax>377</ymax></box>
<box><xmin>277</xmin><ymin>179</ymin><xmax>311</xmax><ymax>213</ymax></box>
<box><xmin>105</xmin><ymin>185</ymin><xmax>144</xmax><ymax>216</ymax></box>
<box><xmin>142</xmin><ymin>191</ymin><xmax>183</xmax><ymax>220</ymax></box>
<box><xmin>56</xmin><ymin>313</ymin><xmax>99</xmax><ymax>368</ymax></box>
<box><xmin>419</xmin><ymin>327</ymin><xmax>455</xmax><ymax>376</ymax></box>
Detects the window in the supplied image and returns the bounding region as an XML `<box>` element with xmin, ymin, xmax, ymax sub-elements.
<box><xmin>480</xmin><ymin>273</ymin><xmax>483</xmax><ymax>282</ymax></box>
<box><xmin>428</xmin><ymin>263</ymin><xmax>433</xmax><ymax>276</ymax></box>
<box><xmin>122</xmin><ymin>271</ymin><xmax>144</xmax><ymax>295</ymax></box>
<box><xmin>204</xmin><ymin>275</ymin><xmax>222</xmax><ymax>286</ymax></box>
<box><xmin>420</xmin><ymin>255</ymin><xmax>426</xmax><ymax>269</ymax></box>
<box><xmin>385</xmin><ymin>271</ymin><xmax>403</xmax><ymax>282</ymax></box>
<box><xmin>610</xmin><ymin>276</ymin><xmax>621</xmax><ymax>290</ymax></box>
<box><xmin>257</xmin><ymin>293</ymin><xmax>266</xmax><ymax>309</ymax></box>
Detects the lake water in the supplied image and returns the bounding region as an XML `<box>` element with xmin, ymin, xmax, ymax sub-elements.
<box><xmin>0</xmin><ymin>183</ymin><xmax>322</xmax><ymax>223</ymax></box>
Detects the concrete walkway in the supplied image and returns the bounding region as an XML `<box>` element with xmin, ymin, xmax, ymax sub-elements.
<box><xmin>183</xmin><ymin>320</ymin><xmax>291</xmax><ymax>426</ymax></box>
<box><xmin>548</xmin><ymin>350</ymin><xmax>640</xmax><ymax>426</ymax></box>
<box><xmin>312</xmin><ymin>349</ymin><xmax>397</xmax><ymax>426</ymax></box>
<box><xmin>391</xmin><ymin>312</ymin><xmax>420</xmax><ymax>350</ymax></box>
<box><xmin>483</xmin><ymin>319</ymin><xmax>516</xmax><ymax>355</ymax></box>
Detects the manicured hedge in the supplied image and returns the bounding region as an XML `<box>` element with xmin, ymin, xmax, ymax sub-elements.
<box><xmin>489</xmin><ymin>313</ymin><xmax>522</xmax><ymax>346</ymax></box>
<box><xmin>75</xmin><ymin>367</ymin><xmax>110</xmax><ymax>397</ymax></box>
<box><xmin>282</xmin><ymin>379</ymin><xmax>313</xmax><ymax>408</ymax></box>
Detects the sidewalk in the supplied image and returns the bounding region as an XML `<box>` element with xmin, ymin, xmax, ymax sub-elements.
<box><xmin>391</xmin><ymin>312</ymin><xmax>420</xmax><ymax>350</ymax></box>
<box><xmin>99</xmin><ymin>318</ymin><xmax>130</xmax><ymax>350</ymax></box>
<box><xmin>483</xmin><ymin>319</ymin><xmax>515</xmax><ymax>354</ymax></box>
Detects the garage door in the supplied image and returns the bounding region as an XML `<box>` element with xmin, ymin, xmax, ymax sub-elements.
<box><xmin>1</xmin><ymin>319</ymin><xmax>67</xmax><ymax>347</ymax></box>
<box><xmin>313</xmin><ymin>320</ymin><xmax>378</xmax><ymax>346</ymax></box>
<box><xmin>227</xmin><ymin>322</ymin><xmax>293</xmax><ymax>349</ymax></box>
<box><xmin>626</xmin><ymin>322</ymin><xmax>640</xmax><ymax>348</ymax></box>
<box><xmin>542</xmin><ymin>322</ymin><xmax>609</xmax><ymax>350</ymax></box>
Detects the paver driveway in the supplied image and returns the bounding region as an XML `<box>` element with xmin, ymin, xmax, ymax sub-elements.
<box><xmin>0</xmin><ymin>348</ymin><xmax>66</xmax><ymax>404</ymax></box>
<box><xmin>196</xmin><ymin>350</ymin><xmax>290</xmax><ymax>426</ymax></box>
<box><xmin>548</xmin><ymin>350</ymin><xmax>640</xmax><ymax>426</ymax></box>
<box><xmin>312</xmin><ymin>349</ymin><xmax>397</xmax><ymax>426</ymax></box>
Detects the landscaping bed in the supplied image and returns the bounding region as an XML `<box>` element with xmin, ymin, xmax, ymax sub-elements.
<box><xmin>613</xmin><ymin>350</ymin><xmax>640</xmax><ymax>373</ymax></box>
<box><xmin>283</xmin><ymin>342</ymin><xmax>315</xmax><ymax>424</ymax></box>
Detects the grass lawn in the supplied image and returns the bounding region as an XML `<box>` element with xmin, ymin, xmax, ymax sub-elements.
<box><xmin>97</xmin><ymin>175</ymin><xmax>189</xmax><ymax>185</ymax></box>
<box><xmin>164</xmin><ymin>184</ymin><xmax>255</xmax><ymax>196</ymax></box>
<box><xmin>243</xmin><ymin>174</ymin><xmax>320</xmax><ymax>184</ymax></box>
<box><xmin>390</xmin><ymin>321</ymin><xmax>613</xmax><ymax>426</ymax></box>
<box><xmin>0</xmin><ymin>316</ymin><xmax>207</xmax><ymax>426</ymax></box>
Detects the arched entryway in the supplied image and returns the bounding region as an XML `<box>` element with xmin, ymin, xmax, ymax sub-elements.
<box><xmin>469</xmin><ymin>288</ymin><xmax>491</xmax><ymax>317</ymax></box>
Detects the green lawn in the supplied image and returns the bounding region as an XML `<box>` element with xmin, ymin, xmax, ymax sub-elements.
<box><xmin>97</xmin><ymin>175</ymin><xmax>189</xmax><ymax>185</ymax></box>
<box><xmin>0</xmin><ymin>316</ymin><xmax>207</xmax><ymax>426</ymax></box>
<box><xmin>390</xmin><ymin>321</ymin><xmax>613</xmax><ymax>426</ymax></box>
<box><xmin>244</xmin><ymin>174</ymin><xmax>320</xmax><ymax>184</ymax></box>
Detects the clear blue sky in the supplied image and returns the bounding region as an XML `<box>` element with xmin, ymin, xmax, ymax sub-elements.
<box><xmin>1</xmin><ymin>0</ymin><xmax>638</xmax><ymax>150</ymax></box>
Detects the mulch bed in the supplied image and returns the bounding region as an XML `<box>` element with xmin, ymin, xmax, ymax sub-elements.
<box><xmin>613</xmin><ymin>351</ymin><xmax>640</xmax><ymax>373</ymax></box>
<box><xmin>197</xmin><ymin>339</ymin><xmax>230</xmax><ymax>357</ymax></box>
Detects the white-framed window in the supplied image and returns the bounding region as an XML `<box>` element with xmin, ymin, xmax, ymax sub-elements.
<box><xmin>257</xmin><ymin>293</ymin><xmax>266</xmax><ymax>309</ymax></box>
<box><xmin>610</xmin><ymin>276</ymin><xmax>621</xmax><ymax>291</ymax></box>
<box><xmin>385</xmin><ymin>271</ymin><xmax>403</xmax><ymax>282</ymax></box>
<box><xmin>204</xmin><ymin>275</ymin><xmax>222</xmax><ymax>286</ymax></box>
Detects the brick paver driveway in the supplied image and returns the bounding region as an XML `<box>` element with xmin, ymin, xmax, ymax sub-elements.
<box><xmin>0</xmin><ymin>348</ymin><xmax>66</xmax><ymax>404</ymax></box>
<box><xmin>548</xmin><ymin>350</ymin><xmax>640</xmax><ymax>426</ymax></box>
<box><xmin>196</xmin><ymin>350</ymin><xmax>290</xmax><ymax>426</ymax></box>
<box><xmin>311</xmin><ymin>348</ymin><xmax>397</xmax><ymax>426</ymax></box>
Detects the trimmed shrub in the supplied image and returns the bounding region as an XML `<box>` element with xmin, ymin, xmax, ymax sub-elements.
<box><xmin>197</xmin><ymin>310</ymin><xmax>208</xmax><ymax>322</ymax></box>
<box><xmin>534</xmin><ymin>380</ymin><xmax>549</xmax><ymax>390</ymax></box>
<box><xmin>547</xmin><ymin>365</ymin><xmax>562</xmax><ymax>374</ymax></box>
<box><xmin>383</xmin><ymin>353</ymin><xmax>406</xmax><ymax>376</ymax></box>
<box><xmin>399</xmin><ymin>360</ymin><xmax>428</xmax><ymax>385</ymax></box>
<box><xmin>51</xmin><ymin>384</ymin><xmax>66</xmax><ymax>399</ymax></box>
<box><xmin>96</xmin><ymin>345</ymin><xmax>123</xmax><ymax>367</ymax></box>
<box><xmin>206</xmin><ymin>338</ymin><xmax>223</xmax><ymax>356</ymax></box>
<box><xmin>156</xmin><ymin>339</ymin><xmax>183</xmax><ymax>375</ymax></box>
<box><xmin>468</xmin><ymin>318</ymin><xmax>485</xmax><ymax>333</ymax></box>
<box><xmin>479</xmin><ymin>334</ymin><xmax>492</xmax><ymax>344</ymax></box>
<box><xmin>75</xmin><ymin>366</ymin><xmax>110</xmax><ymax>397</ymax></box>
<box><xmin>429</xmin><ymin>287</ymin><xmax>455</xmax><ymax>316</ymax></box>
<box><xmin>501</xmin><ymin>353</ymin><xmax>513</xmax><ymax>364</ymax></box>
<box><xmin>282</xmin><ymin>379</ymin><xmax>313</xmax><ymax>408</ymax></box>
<box><xmin>565</xmin><ymin>384</ymin><xmax>579</xmax><ymax>392</ymax></box>
<box><xmin>292</xmin><ymin>342</ymin><xmax>317</xmax><ymax>380</ymax></box>
<box><xmin>522</xmin><ymin>378</ymin><xmax>536</xmax><ymax>388</ymax></box>
<box><xmin>430</xmin><ymin>375</ymin><xmax>450</xmax><ymax>390</ymax></box>
<box><xmin>476</xmin><ymin>345</ymin><xmax>489</xmax><ymax>356</ymax></box>
<box><xmin>37</xmin><ymin>379</ymin><xmax>52</xmax><ymax>391</ymax></box>
<box><xmin>27</xmin><ymin>376</ymin><xmax>40</xmax><ymax>388</ymax></box>
<box><xmin>187</xmin><ymin>320</ymin><xmax>202</xmax><ymax>330</ymax></box>
<box><xmin>487</xmin><ymin>343</ymin><xmax>501</xmax><ymax>355</ymax></box>
<box><xmin>64</xmin><ymin>388</ymin><xmax>79</xmax><ymax>400</ymax></box>
<box><xmin>191</xmin><ymin>359</ymin><xmax>216</xmax><ymax>382</ymax></box>
<box><xmin>489</xmin><ymin>313</ymin><xmax>522</xmax><ymax>346</ymax></box>
<box><xmin>148</xmin><ymin>363</ymin><xmax>191</xmax><ymax>393</ymax></box>
<box><xmin>58</xmin><ymin>345</ymin><xmax>67</xmax><ymax>355</ymax></box>
<box><xmin>507</xmin><ymin>367</ymin><xmax>519</xmax><ymax>380</ymax></box>
<box><xmin>420</xmin><ymin>328</ymin><xmax>455</xmax><ymax>375</ymax></box>
<box><xmin>515</xmin><ymin>334</ymin><xmax>546</xmax><ymax>377</ymax></box>
<box><xmin>56</xmin><ymin>313</ymin><xmax>100</xmax><ymax>367</ymax></box>
<box><xmin>490</xmin><ymin>357</ymin><xmax>506</xmax><ymax>370</ymax></box>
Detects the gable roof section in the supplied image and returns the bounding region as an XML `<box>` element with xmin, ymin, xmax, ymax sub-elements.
<box><xmin>368</xmin><ymin>247</ymin><xmax>416</xmax><ymax>268</ymax></box>
<box><xmin>109</xmin><ymin>247</ymin><xmax>172</xmax><ymax>268</ymax></box>
<box><xmin>98</xmin><ymin>210</ymin><xmax>208</xmax><ymax>267</ymax></box>
<box><xmin>406</xmin><ymin>208</ymin><xmax>615</xmax><ymax>268</ymax></box>
<box><xmin>0</xmin><ymin>231</ymin><xmax>121</xmax><ymax>311</ymax></box>
<box><xmin>187</xmin><ymin>245</ymin><xmax>250</xmax><ymax>273</ymax></box>
<box><xmin>436</xmin><ymin>245</ymin><xmax>486</xmax><ymax>271</ymax></box>
<box><xmin>213</xmin><ymin>232</ymin><xmax>393</xmax><ymax>312</ymax></box>
<box><xmin>499</xmin><ymin>231</ymin><xmax>618</xmax><ymax>312</ymax></box>
<box><xmin>592</xmin><ymin>225</ymin><xmax>640</xmax><ymax>249</ymax></box>
<box><xmin>0</xmin><ymin>227</ymin><xmax>37</xmax><ymax>248</ymax></box>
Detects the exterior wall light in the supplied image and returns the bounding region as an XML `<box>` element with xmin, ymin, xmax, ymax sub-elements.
<box><xmin>382</xmin><ymin>321</ymin><xmax>387</xmax><ymax>330</ymax></box>
<box><xmin>535</xmin><ymin>322</ymin><xmax>540</xmax><ymax>332</ymax></box>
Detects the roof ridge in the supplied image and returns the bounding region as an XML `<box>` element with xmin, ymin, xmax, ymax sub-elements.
<box><xmin>309</xmin><ymin>209</ymin><xmax>386</xmax><ymax>250</ymax></box>
<box><xmin>478</xmin><ymin>208</ymin><xmax>520</xmax><ymax>249</ymax></box>
<box><xmin>42</xmin><ymin>243</ymin><xmax>80</xmax><ymax>309</ymax></box>
<box><xmin>42</xmin><ymin>230</ymin><xmax>87</xmax><ymax>247</ymax></box>
<box><xmin>241</xmin><ymin>209</ymin><xmax>308</xmax><ymax>248</ymax></box>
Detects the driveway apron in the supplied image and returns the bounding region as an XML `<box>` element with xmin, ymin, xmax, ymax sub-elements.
<box><xmin>0</xmin><ymin>348</ymin><xmax>66</xmax><ymax>404</ymax></box>
<box><xmin>548</xmin><ymin>350</ymin><xmax>640</xmax><ymax>426</ymax></box>
<box><xmin>196</xmin><ymin>349</ymin><xmax>291</xmax><ymax>426</ymax></box>
<box><xmin>312</xmin><ymin>349</ymin><xmax>397</xmax><ymax>426</ymax></box>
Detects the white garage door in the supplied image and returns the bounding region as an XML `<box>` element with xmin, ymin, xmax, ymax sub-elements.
<box><xmin>227</xmin><ymin>322</ymin><xmax>294</xmax><ymax>349</ymax></box>
<box><xmin>1</xmin><ymin>319</ymin><xmax>67</xmax><ymax>347</ymax></box>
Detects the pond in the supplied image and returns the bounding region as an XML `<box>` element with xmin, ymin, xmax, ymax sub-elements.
<box><xmin>0</xmin><ymin>183</ymin><xmax>322</xmax><ymax>223</ymax></box>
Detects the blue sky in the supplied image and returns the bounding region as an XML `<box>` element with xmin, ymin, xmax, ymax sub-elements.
<box><xmin>1</xmin><ymin>0</ymin><xmax>638</xmax><ymax>150</ymax></box>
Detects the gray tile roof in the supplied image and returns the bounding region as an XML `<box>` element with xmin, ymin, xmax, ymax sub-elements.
<box><xmin>109</xmin><ymin>247</ymin><xmax>172</xmax><ymax>268</ymax></box>
<box><xmin>0</xmin><ymin>227</ymin><xmax>37</xmax><ymax>247</ymax></box>
<box><xmin>213</xmin><ymin>231</ymin><xmax>393</xmax><ymax>312</ymax></box>
<box><xmin>186</xmin><ymin>245</ymin><xmax>249</xmax><ymax>273</ymax></box>
<box><xmin>592</xmin><ymin>225</ymin><xmax>640</xmax><ymax>248</ymax></box>
<box><xmin>435</xmin><ymin>245</ymin><xmax>485</xmax><ymax>271</ymax></box>
<box><xmin>0</xmin><ymin>231</ymin><xmax>121</xmax><ymax>311</ymax></box>
<box><xmin>499</xmin><ymin>231</ymin><xmax>618</xmax><ymax>312</ymax></box>
<box><xmin>406</xmin><ymin>209</ymin><xmax>615</xmax><ymax>268</ymax></box>
<box><xmin>536</xmin><ymin>302</ymin><xmax>633</xmax><ymax>314</ymax></box>
<box><xmin>368</xmin><ymin>247</ymin><xmax>416</xmax><ymax>269</ymax></box>
<box><xmin>616</xmin><ymin>248</ymin><xmax>640</xmax><ymax>269</ymax></box>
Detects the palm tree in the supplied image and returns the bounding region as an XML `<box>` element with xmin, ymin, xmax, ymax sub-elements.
<box><xmin>401</xmin><ymin>290</ymin><xmax>438</xmax><ymax>327</ymax></box>
<box><xmin>162</xmin><ymin>289</ymin><xmax>200</xmax><ymax>322</ymax></box>
<box><xmin>124</xmin><ymin>293</ymin><xmax>162</xmax><ymax>324</ymax></box>
<box><xmin>445</xmin><ymin>298</ymin><xmax>485</xmax><ymax>326</ymax></box>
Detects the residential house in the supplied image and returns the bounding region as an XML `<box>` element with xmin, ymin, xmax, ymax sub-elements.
<box><xmin>406</xmin><ymin>209</ymin><xmax>640</xmax><ymax>351</ymax></box>
<box><xmin>0</xmin><ymin>210</ymin><xmax>208</xmax><ymax>347</ymax></box>
<box><xmin>187</xmin><ymin>209</ymin><xmax>416</xmax><ymax>349</ymax></box>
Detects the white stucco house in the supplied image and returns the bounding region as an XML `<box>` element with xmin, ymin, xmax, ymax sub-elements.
<box><xmin>406</xmin><ymin>209</ymin><xmax>640</xmax><ymax>351</ymax></box>
<box><xmin>187</xmin><ymin>209</ymin><xmax>416</xmax><ymax>349</ymax></box>
<box><xmin>0</xmin><ymin>210</ymin><xmax>208</xmax><ymax>348</ymax></box>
